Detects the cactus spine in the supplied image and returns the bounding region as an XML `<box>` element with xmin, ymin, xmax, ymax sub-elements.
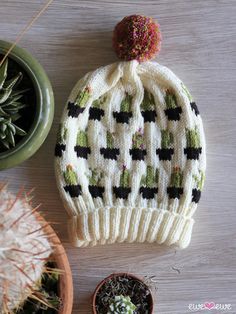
<box><xmin>186</xmin><ymin>127</ymin><xmax>200</xmax><ymax>148</ymax></box>
<box><xmin>107</xmin><ymin>295</ymin><xmax>136</xmax><ymax>314</ymax></box>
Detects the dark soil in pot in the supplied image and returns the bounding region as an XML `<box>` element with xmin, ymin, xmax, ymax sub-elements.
<box><xmin>64</xmin><ymin>184</ymin><xmax>82</xmax><ymax>198</ymax></box>
<box><xmin>141</xmin><ymin>110</ymin><xmax>157</xmax><ymax>123</ymax></box>
<box><xmin>89</xmin><ymin>107</ymin><xmax>104</xmax><ymax>121</ymax></box>
<box><xmin>164</xmin><ymin>107</ymin><xmax>182</xmax><ymax>121</ymax></box>
<box><xmin>113</xmin><ymin>111</ymin><xmax>132</xmax><ymax>123</ymax></box>
<box><xmin>67</xmin><ymin>101</ymin><xmax>85</xmax><ymax>118</ymax></box>
<box><xmin>167</xmin><ymin>187</ymin><xmax>183</xmax><ymax>199</ymax></box>
<box><xmin>93</xmin><ymin>273</ymin><xmax>153</xmax><ymax>314</ymax></box>
<box><xmin>55</xmin><ymin>143</ymin><xmax>66</xmax><ymax>157</ymax></box>
<box><xmin>192</xmin><ymin>188</ymin><xmax>201</xmax><ymax>203</ymax></box>
<box><xmin>184</xmin><ymin>147</ymin><xmax>202</xmax><ymax>160</ymax></box>
<box><xmin>113</xmin><ymin>186</ymin><xmax>131</xmax><ymax>199</ymax></box>
<box><xmin>89</xmin><ymin>185</ymin><xmax>105</xmax><ymax>198</ymax></box>
<box><xmin>129</xmin><ymin>148</ymin><xmax>147</xmax><ymax>161</ymax></box>
<box><xmin>140</xmin><ymin>187</ymin><xmax>158</xmax><ymax>199</ymax></box>
<box><xmin>156</xmin><ymin>148</ymin><xmax>174</xmax><ymax>161</ymax></box>
<box><xmin>0</xmin><ymin>54</ymin><xmax>36</xmax><ymax>153</ymax></box>
<box><xmin>74</xmin><ymin>145</ymin><xmax>91</xmax><ymax>158</ymax></box>
<box><xmin>100</xmin><ymin>147</ymin><xmax>120</xmax><ymax>160</ymax></box>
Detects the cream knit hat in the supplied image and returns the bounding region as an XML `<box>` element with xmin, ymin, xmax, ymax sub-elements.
<box><xmin>55</xmin><ymin>15</ymin><xmax>206</xmax><ymax>249</ymax></box>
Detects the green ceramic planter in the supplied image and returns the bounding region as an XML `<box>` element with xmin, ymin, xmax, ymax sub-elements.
<box><xmin>0</xmin><ymin>40</ymin><xmax>54</xmax><ymax>170</ymax></box>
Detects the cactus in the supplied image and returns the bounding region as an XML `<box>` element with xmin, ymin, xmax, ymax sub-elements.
<box><xmin>120</xmin><ymin>166</ymin><xmax>130</xmax><ymax>188</ymax></box>
<box><xmin>132</xmin><ymin>130</ymin><xmax>144</xmax><ymax>149</ymax></box>
<box><xmin>141</xmin><ymin>166</ymin><xmax>158</xmax><ymax>188</ymax></box>
<box><xmin>75</xmin><ymin>87</ymin><xmax>90</xmax><ymax>108</ymax></box>
<box><xmin>161</xmin><ymin>130</ymin><xmax>173</xmax><ymax>149</ymax></box>
<box><xmin>89</xmin><ymin>169</ymin><xmax>102</xmax><ymax>186</ymax></box>
<box><xmin>107</xmin><ymin>295</ymin><xmax>136</xmax><ymax>314</ymax></box>
<box><xmin>56</xmin><ymin>123</ymin><xmax>67</xmax><ymax>143</ymax></box>
<box><xmin>76</xmin><ymin>130</ymin><xmax>88</xmax><ymax>147</ymax></box>
<box><xmin>120</xmin><ymin>94</ymin><xmax>132</xmax><ymax>112</ymax></box>
<box><xmin>92</xmin><ymin>95</ymin><xmax>106</xmax><ymax>108</ymax></box>
<box><xmin>170</xmin><ymin>167</ymin><xmax>183</xmax><ymax>188</ymax></box>
<box><xmin>0</xmin><ymin>59</ymin><xmax>27</xmax><ymax>149</ymax></box>
<box><xmin>141</xmin><ymin>90</ymin><xmax>155</xmax><ymax>111</ymax></box>
<box><xmin>165</xmin><ymin>90</ymin><xmax>178</xmax><ymax>109</ymax></box>
<box><xmin>0</xmin><ymin>184</ymin><xmax>53</xmax><ymax>313</ymax></box>
<box><xmin>64</xmin><ymin>165</ymin><xmax>78</xmax><ymax>185</ymax></box>
<box><xmin>186</xmin><ymin>127</ymin><xmax>201</xmax><ymax>148</ymax></box>
<box><xmin>193</xmin><ymin>170</ymin><xmax>205</xmax><ymax>190</ymax></box>
<box><xmin>107</xmin><ymin>131</ymin><xmax>114</xmax><ymax>149</ymax></box>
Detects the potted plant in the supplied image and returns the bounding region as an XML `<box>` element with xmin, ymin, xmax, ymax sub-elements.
<box><xmin>55</xmin><ymin>124</ymin><xmax>67</xmax><ymax>157</ymax></box>
<box><xmin>74</xmin><ymin>129</ymin><xmax>91</xmax><ymax>159</ymax></box>
<box><xmin>113</xmin><ymin>93</ymin><xmax>133</xmax><ymax>124</ymax></box>
<box><xmin>181</xmin><ymin>82</ymin><xmax>199</xmax><ymax>116</ymax></box>
<box><xmin>89</xmin><ymin>95</ymin><xmax>106</xmax><ymax>121</ymax></box>
<box><xmin>129</xmin><ymin>129</ymin><xmax>147</xmax><ymax>161</ymax></box>
<box><xmin>164</xmin><ymin>90</ymin><xmax>182</xmax><ymax>121</ymax></box>
<box><xmin>167</xmin><ymin>166</ymin><xmax>184</xmax><ymax>199</ymax></box>
<box><xmin>92</xmin><ymin>273</ymin><xmax>154</xmax><ymax>314</ymax></box>
<box><xmin>192</xmin><ymin>170</ymin><xmax>205</xmax><ymax>203</ymax></box>
<box><xmin>113</xmin><ymin>165</ymin><xmax>131</xmax><ymax>200</ymax></box>
<box><xmin>156</xmin><ymin>129</ymin><xmax>174</xmax><ymax>161</ymax></box>
<box><xmin>0</xmin><ymin>183</ymin><xmax>73</xmax><ymax>314</ymax></box>
<box><xmin>140</xmin><ymin>90</ymin><xmax>157</xmax><ymax>123</ymax></box>
<box><xmin>63</xmin><ymin>164</ymin><xmax>82</xmax><ymax>198</ymax></box>
<box><xmin>0</xmin><ymin>40</ymin><xmax>54</xmax><ymax>170</ymax></box>
<box><xmin>184</xmin><ymin>127</ymin><xmax>202</xmax><ymax>160</ymax></box>
<box><xmin>100</xmin><ymin>131</ymin><xmax>120</xmax><ymax>160</ymax></box>
<box><xmin>140</xmin><ymin>166</ymin><xmax>158</xmax><ymax>199</ymax></box>
<box><xmin>67</xmin><ymin>86</ymin><xmax>91</xmax><ymax>118</ymax></box>
<box><xmin>88</xmin><ymin>169</ymin><xmax>105</xmax><ymax>198</ymax></box>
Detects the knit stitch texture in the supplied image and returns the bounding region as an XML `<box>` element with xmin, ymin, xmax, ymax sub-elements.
<box><xmin>55</xmin><ymin>60</ymin><xmax>206</xmax><ymax>248</ymax></box>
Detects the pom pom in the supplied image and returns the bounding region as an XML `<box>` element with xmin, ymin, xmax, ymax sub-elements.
<box><xmin>113</xmin><ymin>15</ymin><xmax>161</xmax><ymax>62</ymax></box>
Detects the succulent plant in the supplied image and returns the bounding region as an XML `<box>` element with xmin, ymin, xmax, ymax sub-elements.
<box><xmin>165</xmin><ymin>90</ymin><xmax>178</xmax><ymax>109</ymax></box>
<box><xmin>0</xmin><ymin>184</ymin><xmax>53</xmax><ymax>313</ymax></box>
<box><xmin>0</xmin><ymin>59</ymin><xmax>27</xmax><ymax>149</ymax></box>
<box><xmin>186</xmin><ymin>127</ymin><xmax>201</xmax><ymax>148</ymax></box>
<box><xmin>107</xmin><ymin>295</ymin><xmax>136</xmax><ymax>314</ymax></box>
<box><xmin>141</xmin><ymin>166</ymin><xmax>159</xmax><ymax>188</ymax></box>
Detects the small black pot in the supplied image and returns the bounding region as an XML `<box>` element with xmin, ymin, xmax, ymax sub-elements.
<box><xmin>167</xmin><ymin>187</ymin><xmax>183</xmax><ymax>199</ymax></box>
<box><xmin>89</xmin><ymin>107</ymin><xmax>104</xmax><ymax>121</ymax></box>
<box><xmin>156</xmin><ymin>148</ymin><xmax>174</xmax><ymax>161</ymax></box>
<box><xmin>164</xmin><ymin>107</ymin><xmax>182</xmax><ymax>121</ymax></box>
<box><xmin>64</xmin><ymin>184</ymin><xmax>82</xmax><ymax>198</ymax></box>
<box><xmin>140</xmin><ymin>187</ymin><xmax>158</xmax><ymax>199</ymax></box>
<box><xmin>113</xmin><ymin>111</ymin><xmax>132</xmax><ymax>124</ymax></box>
<box><xmin>192</xmin><ymin>188</ymin><xmax>201</xmax><ymax>203</ymax></box>
<box><xmin>141</xmin><ymin>110</ymin><xmax>157</xmax><ymax>123</ymax></box>
<box><xmin>190</xmin><ymin>102</ymin><xmax>200</xmax><ymax>116</ymax></box>
<box><xmin>113</xmin><ymin>186</ymin><xmax>131</xmax><ymax>199</ymax></box>
<box><xmin>89</xmin><ymin>185</ymin><xmax>105</xmax><ymax>198</ymax></box>
<box><xmin>74</xmin><ymin>146</ymin><xmax>91</xmax><ymax>159</ymax></box>
<box><xmin>100</xmin><ymin>147</ymin><xmax>120</xmax><ymax>160</ymax></box>
<box><xmin>184</xmin><ymin>147</ymin><xmax>202</xmax><ymax>160</ymax></box>
<box><xmin>129</xmin><ymin>148</ymin><xmax>147</xmax><ymax>161</ymax></box>
<box><xmin>67</xmin><ymin>101</ymin><xmax>85</xmax><ymax>118</ymax></box>
<box><xmin>55</xmin><ymin>143</ymin><xmax>66</xmax><ymax>157</ymax></box>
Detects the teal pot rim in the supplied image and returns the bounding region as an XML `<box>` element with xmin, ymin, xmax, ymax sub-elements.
<box><xmin>0</xmin><ymin>40</ymin><xmax>54</xmax><ymax>170</ymax></box>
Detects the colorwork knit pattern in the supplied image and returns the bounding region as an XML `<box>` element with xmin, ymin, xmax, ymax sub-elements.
<box><xmin>55</xmin><ymin>60</ymin><xmax>206</xmax><ymax>248</ymax></box>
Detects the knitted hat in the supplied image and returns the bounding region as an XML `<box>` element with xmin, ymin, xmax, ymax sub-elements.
<box><xmin>55</xmin><ymin>15</ymin><xmax>206</xmax><ymax>249</ymax></box>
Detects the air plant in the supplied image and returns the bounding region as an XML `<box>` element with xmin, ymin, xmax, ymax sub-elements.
<box><xmin>107</xmin><ymin>295</ymin><xmax>136</xmax><ymax>314</ymax></box>
<box><xmin>0</xmin><ymin>184</ymin><xmax>60</xmax><ymax>313</ymax></box>
<box><xmin>0</xmin><ymin>59</ymin><xmax>27</xmax><ymax>149</ymax></box>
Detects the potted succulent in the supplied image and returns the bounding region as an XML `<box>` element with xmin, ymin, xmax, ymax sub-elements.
<box><xmin>140</xmin><ymin>166</ymin><xmax>158</xmax><ymax>199</ymax></box>
<box><xmin>100</xmin><ymin>131</ymin><xmax>120</xmax><ymax>160</ymax></box>
<box><xmin>140</xmin><ymin>90</ymin><xmax>157</xmax><ymax>123</ymax></box>
<box><xmin>167</xmin><ymin>166</ymin><xmax>184</xmax><ymax>199</ymax></box>
<box><xmin>88</xmin><ymin>169</ymin><xmax>105</xmax><ymax>198</ymax></box>
<box><xmin>181</xmin><ymin>82</ymin><xmax>199</xmax><ymax>116</ymax></box>
<box><xmin>0</xmin><ymin>40</ymin><xmax>54</xmax><ymax>170</ymax></box>
<box><xmin>89</xmin><ymin>95</ymin><xmax>106</xmax><ymax>121</ymax></box>
<box><xmin>92</xmin><ymin>273</ymin><xmax>154</xmax><ymax>314</ymax></box>
<box><xmin>113</xmin><ymin>93</ymin><xmax>133</xmax><ymax>124</ymax></box>
<box><xmin>156</xmin><ymin>129</ymin><xmax>174</xmax><ymax>161</ymax></box>
<box><xmin>164</xmin><ymin>90</ymin><xmax>182</xmax><ymax>121</ymax></box>
<box><xmin>55</xmin><ymin>124</ymin><xmax>67</xmax><ymax>157</ymax></box>
<box><xmin>129</xmin><ymin>129</ymin><xmax>147</xmax><ymax>161</ymax></box>
<box><xmin>63</xmin><ymin>164</ymin><xmax>82</xmax><ymax>198</ymax></box>
<box><xmin>0</xmin><ymin>183</ymin><xmax>73</xmax><ymax>314</ymax></box>
<box><xmin>113</xmin><ymin>165</ymin><xmax>131</xmax><ymax>200</ymax></box>
<box><xmin>192</xmin><ymin>170</ymin><xmax>205</xmax><ymax>203</ymax></box>
<box><xmin>74</xmin><ymin>129</ymin><xmax>91</xmax><ymax>159</ymax></box>
<box><xmin>67</xmin><ymin>86</ymin><xmax>91</xmax><ymax>118</ymax></box>
<box><xmin>184</xmin><ymin>127</ymin><xmax>202</xmax><ymax>160</ymax></box>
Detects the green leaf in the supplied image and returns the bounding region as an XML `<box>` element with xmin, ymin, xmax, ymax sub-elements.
<box><xmin>0</xmin><ymin>59</ymin><xmax>8</xmax><ymax>88</ymax></box>
<box><xmin>14</xmin><ymin>124</ymin><xmax>27</xmax><ymax>136</ymax></box>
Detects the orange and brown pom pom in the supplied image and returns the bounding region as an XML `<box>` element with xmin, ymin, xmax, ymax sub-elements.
<box><xmin>113</xmin><ymin>15</ymin><xmax>161</xmax><ymax>63</ymax></box>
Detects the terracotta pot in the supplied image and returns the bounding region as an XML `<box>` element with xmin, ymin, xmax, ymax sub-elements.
<box><xmin>37</xmin><ymin>213</ymin><xmax>73</xmax><ymax>314</ymax></box>
<box><xmin>92</xmin><ymin>273</ymin><xmax>154</xmax><ymax>314</ymax></box>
